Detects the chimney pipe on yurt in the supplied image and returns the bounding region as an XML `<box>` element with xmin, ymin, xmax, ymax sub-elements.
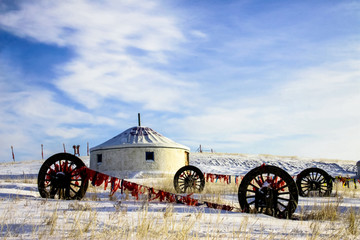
<box><xmin>138</xmin><ymin>113</ymin><xmax>141</xmax><ymax>127</ymax></box>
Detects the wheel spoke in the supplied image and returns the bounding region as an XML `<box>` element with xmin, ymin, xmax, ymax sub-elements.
<box><xmin>274</xmin><ymin>179</ymin><xmax>284</xmax><ymax>189</ymax></box>
<box><xmin>69</xmin><ymin>166</ymin><xmax>79</xmax><ymax>175</ymax></box>
<box><xmin>255</xmin><ymin>177</ymin><xmax>263</xmax><ymax>187</ymax></box>
<box><xmin>70</xmin><ymin>182</ymin><xmax>81</xmax><ymax>187</ymax></box>
<box><xmin>278</xmin><ymin>191</ymin><xmax>290</xmax><ymax>195</ymax></box>
<box><xmin>311</xmin><ymin>174</ymin><xmax>317</xmax><ymax>181</ymax></box>
<box><xmin>278</xmin><ymin>196</ymin><xmax>290</xmax><ymax>201</ymax></box>
<box><xmin>246</xmin><ymin>195</ymin><xmax>256</xmax><ymax>199</ymax></box>
<box><xmin>260</xmin><ymin>174</ymin><xmax>265</xmax><ymax>184</ymax></box>
<box><xmin>306</xmin><ymin>176</ymin><xmax>313</xmax><ymax>182</ymax></box>
<box><xmin>249</xmin><ymin>182</ymin><xmax>259</xmax><ymax>190</ymax></box>
<box><xmin>277</xmin><ymin>184</ymin><xmax>288</xmax><ymax>191</ymax></box>
<box><xmin>316</xmin><ymin>173</ymin><xmax>324</xmax><ymax>182</ymax></box>
<box><xmin>59</xmin><ymin>160</ymin><xmax>63</xmax><ymax>172</ymax></box>
<box><xmin>277</xmin><ymin>201</ymin><xmax>287</xmax><ymax>209</ymax></box>
<box><xmin>319</xmin><ymin>179</ymin><xmax>326</xmax><ymax>184</ymax></box>
<box><xmin>301</xmin><ymin>184</ymin><xmax>310</xmax><ymax>189</ymax></box>
<box><xmin>320</xmin><ymin>187</ymin><xmax>328</xmax><ymax>192</ymax></box>
<box><xmin>65</xmin><ymin>160</ymin><xmax>69</xmax><ymax>172</ymax></box>
<box><xmin>70</xmin><ymin>186</ymin><xmax>78</xmax><ymax>194</ymax></box>
<box><xmin>70</xmin><ymin>178</ymin><xmax>83</xmax><ymax>182</ymax></box>
<box><xmin>302</xmin><ymin>178</ymin><xmax>310</xmax><ymax>183</ymax></box>
<box><xmin>71</xmin><ymin>171</ymin><xmax>82</xmax><ymax>177</ymax></box>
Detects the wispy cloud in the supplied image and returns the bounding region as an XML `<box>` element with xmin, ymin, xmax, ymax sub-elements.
<box><xmin>0</xmin><ymin>57</ymin><xmax>115</xmax><ymax>160</ymax></box>
<box><xmin>1</xmin><ymin>0</ymin><xmax>196</xmax><ymax>112</ymax></box>
<box><xmin>170</xmin><ymin>55</ymin><xmax>360</xmax><ymax>159</ymax></box>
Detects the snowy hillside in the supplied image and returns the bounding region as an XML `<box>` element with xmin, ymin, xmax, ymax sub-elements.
<box><xmin>190</xmin><ymin>152</ymin><xmax>358</xmax><ymax>177</ymax></box>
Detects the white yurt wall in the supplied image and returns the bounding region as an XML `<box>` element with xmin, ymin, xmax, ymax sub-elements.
<box><xmin>90</xmin><ymin>126</ymin><xmax>190</xmax><ymax>178</ymax></box>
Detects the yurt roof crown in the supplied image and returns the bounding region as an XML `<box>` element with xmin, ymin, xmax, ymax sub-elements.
<box><xmin>91</xmin><ymin>126</ymin><xmax>190</xmax><ymax>151</ymax></box>
<box><xmin>91</xmin><ymin>114</ymin><xmax>190</xmax><ymax>151</ymax></box>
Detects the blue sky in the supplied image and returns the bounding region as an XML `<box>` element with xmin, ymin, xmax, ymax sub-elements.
<box><xmin>0</xmin><ymin>0</ymin><xmax>359</xmax><ymax>162</ymax></box>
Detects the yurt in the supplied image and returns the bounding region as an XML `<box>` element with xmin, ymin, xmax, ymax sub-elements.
<box><xmin>90</xmin><ymin>126</ymin><xmax>190</xmax><ymax>178</ymax></box>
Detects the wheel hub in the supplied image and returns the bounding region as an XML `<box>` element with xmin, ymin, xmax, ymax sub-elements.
<box><xmin>309</xmin><ymin>181</ymin><xmax>320</xmax><ymax>191</ymax></box>
<box><xmin>184</xmin><ymin>176</ymin><xmax>196</xmax><ymax>187</ymax></box>
<box><xmin>256</xmin><ymin>182</ymin><xmax>278</xmax><ymax>209</ymax></box>
<box><xmin>53</xmin><ymin>172</ymin><xmax>71</xmax><ymax>189</ymax></box>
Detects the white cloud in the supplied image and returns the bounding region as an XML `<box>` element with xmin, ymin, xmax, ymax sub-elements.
<box><xmin>190</xmin><ymin>30</ymin><xmax>207</xmax><ymax>39</ymax></box>
<box><xmin>0</xmin><ymin>57</ymin><xmax>117</xmax><ymax>161</ymax></box>
<box><xmin>167</xmin><ymin>57</ymin><xmax>360</xmax><ymax>160</ymax></box>
<box><xmin>0</xmin><ymin>0</ymin><xmax>194</xmax><ymax>112</ymax></box>
<box><xmin>45</xmin><ymin>127</ymin><xmax>89</xmax><ymax>139</ymax></box>
<box><xmin>56</xmin><ymin>58</ymin><xmax>195</xmax><ymax>111</ymax></box>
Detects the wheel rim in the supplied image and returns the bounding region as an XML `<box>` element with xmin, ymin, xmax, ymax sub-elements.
<box><xmin>38</xmin><ymin>153</ymin><xmax>88</xmax><ymax>200</ymax></box>
<box><xmin>296</xmin><ymin>168</ymin><xmax>332</xmax><ymax>197</ymax></box>
<box><xmin>174</xmin><ymin>166</ymin><xmax>205</xmax><ymax>193</ymax></box>
<box><xmin>239</xmin><ymin>165</ymin><xmax>298</xmax><ymax>218</ymax></box>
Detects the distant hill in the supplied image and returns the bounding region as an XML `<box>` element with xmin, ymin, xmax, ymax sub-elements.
<box><xmin>190</xmin><ymin>152</ymin><xmax>357</xmax><ymax>177</ymax></box>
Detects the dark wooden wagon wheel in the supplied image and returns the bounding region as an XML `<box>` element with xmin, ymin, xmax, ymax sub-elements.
<box><xmin>174</xmin><ymin>165</ymin><xmax>205</xmax><ymax>193</ymax></box>
<box><xmin>296</xmin><ymin>167</ymin><xmax>333</xmax><ymax>197</ymax></box>
<box><xmin>238</xmin><ymin>165</ymin><xmax>298</xmax><ymax>219</ymax></box>
<box><xmin>38</xmin><ymin>153</ymin><xmax>88</xmax><ymax>200</ymax></box>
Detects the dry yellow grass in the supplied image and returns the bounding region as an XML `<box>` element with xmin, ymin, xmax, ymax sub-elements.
<box><xmin>1</xmin><ymin>174</ymin><xmax>360</xmax><ymax>239</ymax></box>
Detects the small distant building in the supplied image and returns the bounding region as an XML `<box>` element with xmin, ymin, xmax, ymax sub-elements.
<box><xmin>90</xmin><ymin>126</ymin><xmax>190</xmax><ymax>178</ymax></box>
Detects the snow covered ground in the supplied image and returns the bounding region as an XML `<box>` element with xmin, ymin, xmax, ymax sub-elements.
<box><xmin>0</xmin><ymin>153</ymin><xmax>360</xmax><ymax>239</ymax></box>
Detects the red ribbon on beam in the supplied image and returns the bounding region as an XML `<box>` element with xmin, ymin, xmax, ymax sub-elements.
<box><xmin>80</xmin><ymin>167</ymin><xmax>238</xmax><ymax>212</ymax></box>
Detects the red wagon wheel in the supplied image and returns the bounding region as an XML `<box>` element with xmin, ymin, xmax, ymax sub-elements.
<box><xmin>238</xmin><ymin>165</ymin><xmax>298</xmax><ymax>219</ymax></box>
<box><xmin>38</xmin><ymin>153</ymin><xmax>88</xmax><ymax>200</ymax></box>
<box><xmin>174</xmin><ymin>165</ymin><xmax>205</xmax><ymax>193</ymax></box>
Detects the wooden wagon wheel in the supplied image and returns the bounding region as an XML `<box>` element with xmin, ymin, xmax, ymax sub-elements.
<box><xmin>174</xmin><ymin>165</ymin><xmax>205</xmax><ymax>193</ymax></box>
<box><xmin>296</xmin><ymin>167</ymin><xmax>333</xmax><ymax>197</ymax></box>
<box><xmin>38</xmin><ymin>153</ymin><xmax>88</xmax><ymax>200</ymax></box>
<box><xmin>238</xmin><ymin>165</ymin><xmax>298</xmax><ymax>219</ymax></box>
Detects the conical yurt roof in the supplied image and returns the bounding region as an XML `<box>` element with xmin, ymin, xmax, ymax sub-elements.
<box><xmin>91</xmin><ymin>126</ymin><xmax>190</xmax><ymax>151</ymax></box>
